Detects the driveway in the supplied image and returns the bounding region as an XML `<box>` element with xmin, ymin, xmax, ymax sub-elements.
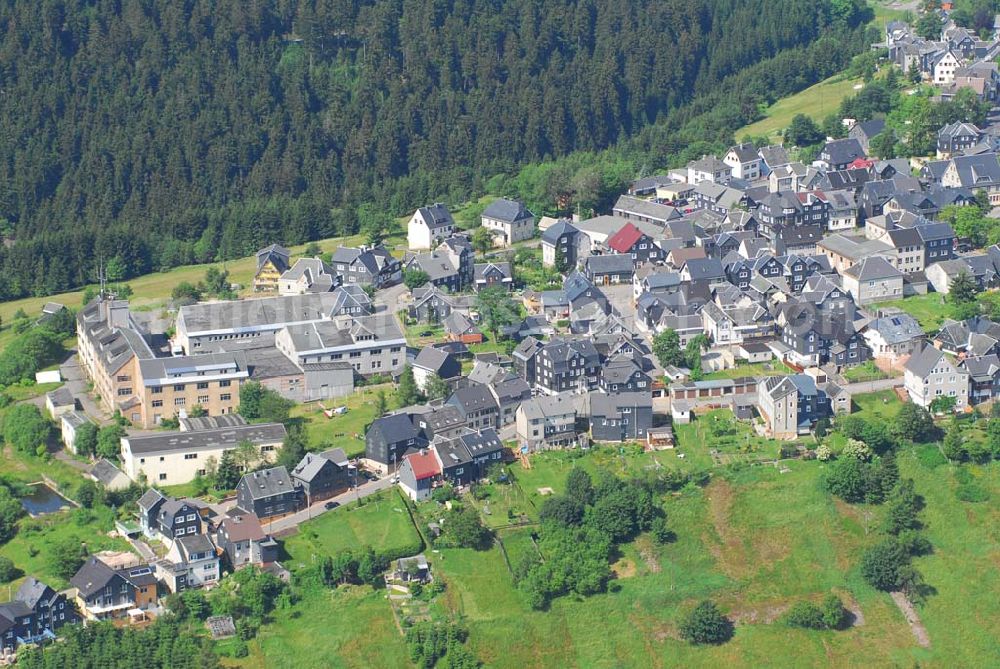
<box><xmin>264</xmin><ymin>476</ymin><xmax>395</xmax><ymax>534</ymax></box>
<box><xmin>374</xmin><ymin>283</ymin><xmax>409</xmax><ymax>315</ymax></box>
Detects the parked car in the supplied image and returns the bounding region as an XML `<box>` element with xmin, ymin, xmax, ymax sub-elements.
<box><xmin>324</xmin><ymin>501</ymin><xmax>340</xmax><ymax>510</ymax></box>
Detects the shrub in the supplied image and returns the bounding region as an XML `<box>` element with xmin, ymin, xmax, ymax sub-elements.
<box><xmin>860</xmin><ymin>539</ymin><xmax>908</xmax><ymax>591</ymax></box>
<box><xmin>783</xmin><ymin>601</ymin><xmax>826</xmax><ymax>629</ymax></box>
<box><xmin>679</xmin><ymin>600</ymin><xmax>733</xmax><ymax>645</ymax></box>
<box><xmin>821</xmin><ymin>594</ymin><xmax>848</xmax><ymax>630</ymax></box>
<box><xmin>956</xmin><ymin>484</ymin><xmax>990</xmax><ymax>503</ymax></box>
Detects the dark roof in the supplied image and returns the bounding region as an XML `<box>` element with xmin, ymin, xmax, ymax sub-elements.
<box><xmin>71</xmin><ymin>557</ymin><xmax>119</xmax><ymax>597</ymax></box>
<box><xmin>448</xmin><ymin>385</ymin><xmax>499</xmax><ymax>413</ymax></box>
<box><xmin>541</xmin><ymin>219</ymin><xmax>578</xmax><ymax>245</ymax></box>
<box><xmin>239</xmin><ymin>466</ymin><xmax>298</xmax><ymax>500</ymax></box>
<box><xmin>125</xmin><ymin>423</ymin><xmax>287</xmax><ymax>456</ymax></box>
<box><xmin>822</xmin><ymin>137</ymin><xmax>866</xmax><ymax>165</ymax></box>
<box><xmin>584</xmin><ymin>254</ymin><xmax>634</xmax><ymax>275</ymax></box>
<box><xmin>369</xmin><ymin>413</ymin><xmax>420</xmax><ymax>442</ymax></box>
<box><xmin>482</xmin><ymin>198</ymin><xmax>533</xmax><ymax>223</ymax></box>
<box><xmin>413</xmin><ymin>346</ymin><xmax>454</xmax><ymax>375</ymax></box>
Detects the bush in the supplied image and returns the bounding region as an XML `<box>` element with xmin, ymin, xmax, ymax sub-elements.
<box><xmin>679</xmin><ymin>600</ymin><xmax>733</xmax><ymax>645</ymax></box>
<box><xmin>0</xmin><ymin>556</ymin><xmax>19</xmax><ymax>582</ymax></box>
<box><xmin>783</xmin><ymin>601</ymin><xmax>826</xmax><ymax>629</ymax></box>
<box><xmin>860</xmin><ymin>539</ymin><xmax>908</xmax><ymax>591</ymax></box>
<box><xmin>821</xmin><ymin>594</ymin><xmax>849</xmax><ymax>630</ymax></box>
<box><xmin>955</xmin><ymin>484</ymin><xmax>990</xmax><ymax>503</ymax></box>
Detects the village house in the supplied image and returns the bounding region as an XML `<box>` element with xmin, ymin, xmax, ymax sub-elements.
<box><xmin>252</xmin><ymin>245</ymin><xmax>291</xmax><ymax>292</ymax></box>
<box><xmin>278</xmin><ymin>257</ymin><xmax>339</xmax><ymax>295</ymax></box>
<box><xmin>515</xmin><ymin>394</ymin><xmax>578</xmax><ymax>450</ymax></box>
<box><xmin>408</xmin><ymin>204</ymin><xmax>456</xmax><ymax>249</ymax></box>
<box><xmin>841</xmin><ymin>257</ymin><xmax>904</xmax><ymax>304</ymax></box>
<box><xmin>235</xmin><ymin>466</ymin><xmax>303</xmax><ymax>521</ymax></box>
<box><xmin>590</xmin><ymin>392</ymin><xmax>653</xmax><ymax>442</ymax></box>
<box><xmin>904</xmin><ymin>344</ymin><xmax>969</xmax><ymax>410</ymax></box>
<box><xmin>215</xmin><ymin>513</ymin><xmax>279</xmax><ymax>569</ymax></box>
<box><xmin>480</xmin><ymin>198</ymin><xmax>536</xmax><ymax>246</ymax></box>
<box><xmin>329</xmin><ymin>245</ymin><xmax>402</xmax><ymax>288</ymax></box>
<box><xmin>156</xmin><ymin>534</ymin><xmax>220</xmax><ymax>593</ymax></box>
<box><xmin>0</xmin><ymin>578</ymin><xmax>79</xmax><ymax>650</ymax></box>
<box><xmin>473</xmin><ymin>262</ymin><xmax>514</xmax><ymax>291</ymax></box>
<box><xmin>70</xmin><ymin>558</ymin><xmax>158</xmax><ymax>621</ymax></box>
<box><xmin>291</xmin><ymin>449</ymin><xmax>352</xmax><ymax>505</ymax></box>
<box><xmin>365</xmin><ymin>413</ymin><xmax>427</xmax><ymax>473</ymax></box>
<box><xmin>541</xmin><ymin>219</ymin><xmax>584</xmax><ymax>269</ymax></box>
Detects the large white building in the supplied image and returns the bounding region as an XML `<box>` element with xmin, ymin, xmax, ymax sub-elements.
<box><xmin>903</xmin><ymin>344</ymin><xmax>969</xmax><ymax>410</ymax></box>
<box><xmin>120</xmin><ymin>423</ymin><xmax>287</xmax><ymax>486</ymax></box>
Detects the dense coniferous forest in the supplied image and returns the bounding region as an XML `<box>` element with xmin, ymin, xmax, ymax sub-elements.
<box><xmin>0</xmin><ymin>0</ymin><xmax>870</xmax><ymax>299</ymax></box>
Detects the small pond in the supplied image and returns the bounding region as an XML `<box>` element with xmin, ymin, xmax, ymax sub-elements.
<box><xmin>20</xmin><ymin>483</ymin><xmax>72</xmax><ymax>517</ymax></box>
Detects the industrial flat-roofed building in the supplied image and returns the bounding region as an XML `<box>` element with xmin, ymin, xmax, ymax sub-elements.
<box><xmin>275</xmin><ymin>314</ymin><xmax>406</xmax><ymax>378</ymax></box>
<box><xmin>121</xmin><ymin>423</ymin><xmax>287</xmax><ymax>486</ymax></box>
<box><xmin>135</xmin><ymin>351</ymin><xmax>248</xmax><ymax>428</ymax></box>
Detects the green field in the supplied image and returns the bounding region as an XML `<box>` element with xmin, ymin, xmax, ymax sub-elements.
<box><xmin>281</xmin><ymin>489</ymin><xmax>422</xmax><ymax>569</ymax></box>
<box><xmin>882</xmin><ymin>294</ymin><xmax>949</xmax><ymax>333</ymax></box>
<box><xmin>287</xmin><ymin>383</ymin><xmax>394</xmax><ymax>456</ymax></box>
<box><xmin>736</xmin><ymin>75</ymin><xmax>864</xmax><ymax>142</ymax></box>
<box><xmin>227</xmin><ymin>586</ymin><xmax>411</xmax><ymax>669</ymax></box>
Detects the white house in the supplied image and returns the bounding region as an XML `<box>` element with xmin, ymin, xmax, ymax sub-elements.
<box><xmin>407</xmin><ymin>204</ymin><xmax>455</xmax><ymax>250</ymax></box>
<box><xmin>903</xmin><ymin>344</ymin><xmax>969</xmax><ymax>410</ymax></box>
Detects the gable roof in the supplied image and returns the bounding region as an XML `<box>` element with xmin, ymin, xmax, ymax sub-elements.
<box><xmin>606</xmin><ymin>222</ymin><xmax>645</xmax><ymax>253</ymax></box>
<box><xmin>405</xmin><ymin>450</ymin><xmax>441</xmax><ymax>481</ymax></box>
<box><xmin>904</xmin><ymin>344</ymin><xmax>952</xmax><ymax>377</ymax></box>
<box><xmin>414</xmin><ymin>204</ymin><xmax>455</xmax><ymax>230</ymax></box>
<box><xmin>844</xmin><ymin>256</ymin><xmax>903</xmax><ymax>281</ymax></box>
<box><xmin>482</xmin><ymin>198</ymin><xmax>533</xmax><ymax>223</ymax></box>
<box><xmin>239</xmin><ymin>466</ymin><xmax>297</xmax><ymax>500</ymax></box>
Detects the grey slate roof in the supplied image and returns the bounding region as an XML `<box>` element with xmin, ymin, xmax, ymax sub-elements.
<box><xmin>415</xmin><ymin>204</ymin><xmax>455</xmax><ymax>230</ymax></box>
<box><xmin>541</xmin><ymin>219</ymin><xmax>578</xmax><ymax>245</ymax></box>
<box><xmin>844</xmin><ymin>256</ymin><xmax>903</xmax><ymax>281</ymax></box>
<box><xmin>89</xmin><ymin>458</ymin><xmax>127</xmax><ymax>486</ymax></box>
<box><xmin>482</xmin><ymin>198</ymin><xmax>533</xmax><ymax>223</ymax></box>
<box><xmin>413</xmin><ymin>346</ymin><xmax>454</xmax><ymax>375</ymax></box>
<box><xmin>904</xmin><ymin>344</ymin><xmax>949</xmax><ymax>378</ymax></box>
<box><xmin>866</xmin><ymin>313</ymin><xmax>923</xmax><ymax>345</ymax></box>
<box><xmin>240</xmin><ymin>466</ymin><xmax>297</xmax><ymax>500</ymax></box>
<box><xmin>584</xmin><ymin>254</ymin><xmax>634</xmax><ymax>275</ymax></box>
<box><xmin>590</xmin><ymin>391</ymin><xmax>651</xmax><ymax>417</ymax></box>
<box><xmin>291</xmin><ymin>452</ymin><xmax>332</xmax><ymax>483</ymax></box>
<box><xmin>179</xmin><ymin>293</ymin><xmax>344</xmax><ymax>334</ymax></box>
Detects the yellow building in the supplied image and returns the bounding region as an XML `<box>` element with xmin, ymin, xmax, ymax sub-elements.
<box><xmin>252</xmin><ymin>244</ymin><xmax>291</xmax><ymax>292</ymax></box>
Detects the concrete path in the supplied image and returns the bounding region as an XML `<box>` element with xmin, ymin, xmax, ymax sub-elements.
<box><xmin>264</xmin><ymin>476</ymin><xmax>395</xmax><ymax>534</ymax></box>
<box><xmin>127</xmin><ymin>536</ymin><xmax>157</xmax><ymax>562</ymax></box>
<box><xmin>890</xmin><ymin>591</ymin><xmax>930</xmax><ymax>648</ymax></box>
<box><xmin>59</xmin><ymin>352</ymin><xmax>112</xmax><ymax>424</ymax></box>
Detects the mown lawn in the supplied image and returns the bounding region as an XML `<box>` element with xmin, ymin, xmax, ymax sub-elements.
<box><xmin>225</xmin><ymin>586</ymin><xmax>410</xmax><ymax>669</ymax></box>
<box><xmin>702</xmin><ymin>362</ymin><xmax>791</xmax><ymax>381</ymax></box>
<box><xmin>736</xmin><ymin>75</ymin><xmax>864</xmax><ymax>141</ymax></box>
<box><xmin>287</xmin><ymin>383</ymin><xmax>393</xmax><ymax>456</ymax></box>
<box><xmin>281</xmin><ymin>489</ymin><xmax>421</xmax><ymax>569</ymax></box>
<box><xmin>882</xmin><ymin>294</ymin><xmax>949</xmax><ymax>333</ymax></box>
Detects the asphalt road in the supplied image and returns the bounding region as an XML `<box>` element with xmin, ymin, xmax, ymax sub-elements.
<box><xmin>264</xmin><ymin>475</ymin><xmax>396</xmax><ymax>534</ymax></box>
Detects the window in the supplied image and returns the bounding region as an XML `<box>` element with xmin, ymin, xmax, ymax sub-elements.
<box><xmin>174</xmin><ymin>398</ymin><xmax>186</xmax><ymax>406</ymax></box>
<box><xmin>196</xmin><ymin>382</ymin><xmax>209</xmax><ymax>390</ymax></box>
<box><xmin>174</xmin><ymin>384</ymin><xmax>185</xmax><ymax>392</ymax></box>
<box><xmin>117</xmin><ymin>388</ymin><xmax>133</xmax><ymax>396</ymax></box>
<box><xmin>184</xmin><ymin>453</ymin><xmax>197</xmax><ymax>460</ymax></box>
<box><xmin>220</xmin><ymin>393</ymin><xmax>231</xmax><ymax>401</ymax></box>
<box><xmin>152</xmin><ymin>400</ymin><xmax>163</xmax><ymax>408</ymax></box>
<box><xmin>116</xmin><ymin>375</ymin><xmax>130</xmax><ymax>382</ymax></box>
<box><xmin>151</xmin><ymin>386</ymin><xmax>163</xmax><ymax>394</ymax></box>
<box><xmin>219</xmin><ymin>380</ymin><xmax>231</xmax><ymax>387</ymax></box>
<box><xmin>197</xmin><ymin>395</ymin><xmax>209</xmax><ymax>403</ymax></box>
<box><xmin>159</xmin><ymin>473</ymin><xmax>168</xmax><ymax>481</ymax></box>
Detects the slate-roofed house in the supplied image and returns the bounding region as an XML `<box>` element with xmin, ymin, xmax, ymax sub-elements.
<box><xmin>405</xmin><ymin>249</ymin><xmax>466</xmax><ymax>293</ymax></box>
<box><xmin>0</xmin><ymin>578</ymin><xmax>78</xmax><ymax>648</ymax></box>
<box><xmin>487</xmin><ymin>375</ymin><xmax>532</xmax><ymax>426</ymax></box>
<box><xmin>278</xmin><ymin>257</ymin><xmax>339</xmax><ymax>295</ymax></box>
<box><xmin>235</xmin><ymin>466</ymin><xmax>303</xmax><ymax>520</ymax></box>
<box><xmin>778</xmin><ymin>308</ymin><xmax>870</xmax><ymax>368</ymax></box>
<box><xmin>583</xmin><ymin>253</ymin><xmax>635</xmax><ymax>284</ymax></box>
<box><xmin>523</xmin><ymin>337</ymin><xmax>601</xmax><ymax>394</ymax></box>
<box><xmin>480</xmin><ymin>198</ymin><xmax>535</xmax><ymax>246</ymax></box>
<box><xmin>724</xmin><ymin>143</ymin><xmax>762</xmax><ymax>180</ymax></box>
<box><xmin>541</xmin><ymin>219</ymin><xmax>583</xmax><ymax>269</ymax></box>
<box><xmin>680</xmin><ymin>257</ymin><xmax>726</xmax><ymax>285</ymax></box>
<box><xmin>215</xmin><ymin>513</ymin><xmax>279</xmax><ymax>569</ymax></box>
<box><xmin>473</xmin><ymin>262</ymin><xmax>514</xmax><ymax>291</ymax></box>
<box><xmin>408</xmin><ymin>204</ymin><xmax>456</xmax><ymax>249</ymax></box>
<box><xmin>687</xmin><ymin>155</ymin><xmax>731</xmax><ymax>185</ymax></box>
<box><xmin>850</xmin><ymin>119</ymin><xmax>887</xmax><ymax>153</ymax></box>
<box><xmin>443</xmin><ymin>312</ymin><xmax>483</xmax><ymax>344</ymax></box>
<box><xmin>365</xmin><ymin>414</ymin><xmax>427</xmax><ymax>471</ymax></box>
<box><xmin>446</xmin><ymin>385</ymin><xmax>500</xmax><ymax>431</ymax></box>
<box><xmin>329</xmin><ymin>245</ymin><xmax>402</xmax><ymax>288</ymax></box>
<box><xmin>71</xmin><ymin>558</ymin><xmax>158</xmax><ymax>620</ymax></box>
<box><xmin>926</xmin><ymin>258</ymin><xmax>984</xmax><ymax>294</ymax></box>
<box><xmin>158</xmin><ymin>534</ymin><xmax>221</xmax><ymax>592</ymax></box>
<box><xmin>941</xmin><ymin>153</ymin><xmax>1000</xmax><ymax>204</ymax></box>
<box><xmin>412</xmin><ymin>346</ymin><xmax>462</xmax><ymax>391</ymax></box>
<box><xmin>253</xmin><ymin>244</ymin><xmax>291</xmax><ymax>292</ymax></box>
<box><xmin>291</xmin><ymin>451</ymin><xmax>351</xmax><ymax>505</ymax></box>
<box><xmin>599</xmin><ymin>356</ymin><xmax>652</xmax><ymax>393</ymax></box>
<box><xmin>434</xmin><ymin>428</ymin><xmax>505</xmax><ymax>487</ymax></box>
<box><xmin>516</xmin><ymin>394</ymin><xmax>578</xmax><ymax>449</ymax></box>
<box><xmin>960</xmin><ymin>354</ymin><xmax>1000</xmax><ymax>405</ymax></box>
<box><xmin>937</xmin><ymin>122</ymin><xmax>983</xmax><ymax>158</ymax></box>
<box><xmin>933</xmin><ymin>316</ymin><xmax>1000</xmax><ymax>356</ymax></box>
<box><xmin>408</xmin><ymin>285</ymin><xmax>476</xmax><ymax>323</ymax></box>
<box><xmin>842</xmin><ymin>257</ymin><xmax>904</xmax><ymax>304</ymax></box>
<box><xmin>862</xmin><ymin>312</ymin><xmax>925</xmax><ymax>362</ymax></box>
<box><xmin>87</xmin><ymin>458</ymin><xmax>131</xmax><ymax>491</ymax></box>
<box><xmin>819</xmin><ymin>138</ymin><xmax>866</xmax><ymax>170</ymax></box>
<box><xmin>757</xmin><ymin>374</ymin><xmax>831</xmax><ymax>439</ymax></box>
<box><xmin>590</xmin><ymin>392</ymin><xmax>652</xmax><ymax>442</ymax></box>
<box><xmin>904</xmin><ymin>344</ymin><xmax>969</xmax><ymax>410</ymax></box>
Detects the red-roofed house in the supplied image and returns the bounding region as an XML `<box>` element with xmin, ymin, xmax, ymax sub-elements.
<box><xmin>606</xmin><ymin>222</ymin><xmax>663</xmax><ymax>266</ymax></box>
<box><xmin>398</xmin><ymin>450</ymin><xmax>442</xmax><ymax>501</ymax></box>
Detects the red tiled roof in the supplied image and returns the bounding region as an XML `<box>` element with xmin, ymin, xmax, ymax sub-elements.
<box><xmin>406</xmin><ymin>451</ymin><xmax>441</xmax><ymax>481</ymax></box>
<box><xmin>848</xmin><ymin>157</ymin><xmax>874</xmax><ymax>169</ymax></box>
<box><xmin>606</xmin><ymin>222</ymin><xmax>644</xmax><ymax>253</ymax></box>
